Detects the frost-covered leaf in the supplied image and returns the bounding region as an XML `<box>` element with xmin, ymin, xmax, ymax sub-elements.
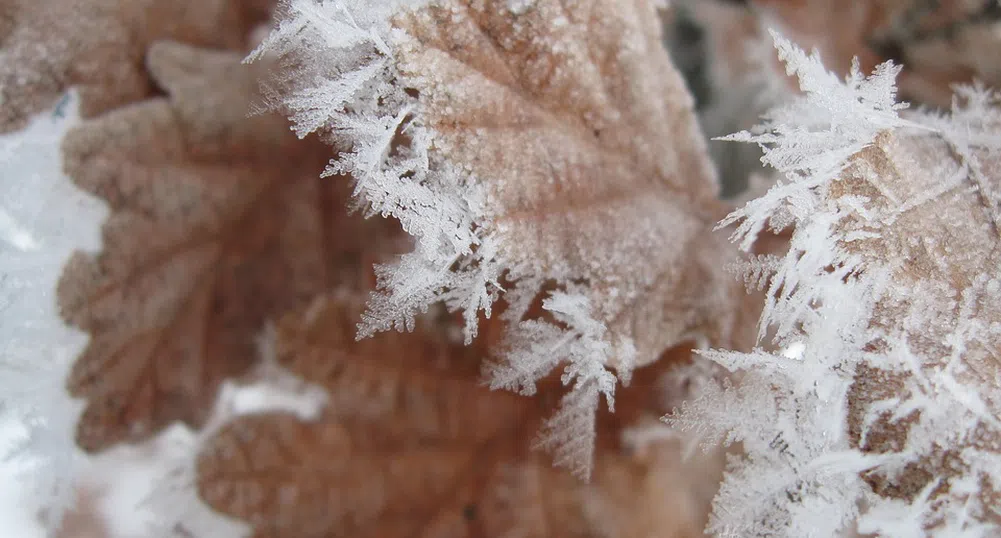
<box><xmin>388</xmin><ymin>0</ymin><xmax>733</xmax><ymax>358</ymax></box>
<box><xmin>673</xmin><ymin>31</ymin><xmax>1001</xmax><ymax>537</ymax></box>
<box><xmin>837</xmin><ymin>128</ymin><xmax>1001</xmax><ymax>527</ymax></box>
<box><xmin>196</xmin><ymin>293</ymin><xmax>720</xmax><ymax>538</ymax></box>
<box><xmin>0</xmin><ymin>0</ymin><xmax>272</xmax><ymax>132</ymax></box>
<box><xmin>256</xmin><ymin>0</ymin><xmax>748</xmax><ymax>477</ymax></box>
<box><xmin>57</xmin><ymin>42</ymin><xmax>402</xmax><ymax>452</ymax></box>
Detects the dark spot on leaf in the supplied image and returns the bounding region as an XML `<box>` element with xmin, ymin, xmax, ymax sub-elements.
<box><xmin>462</xmin><ymin>503</ymin><xmax>477</xmax><ymax>521</ymax></box>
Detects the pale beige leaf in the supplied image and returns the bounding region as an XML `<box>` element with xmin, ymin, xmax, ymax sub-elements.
<box><xmin>837</xmin><ymin>130</ymin><xmax>1001</xmax><ymax>386</ymax></box>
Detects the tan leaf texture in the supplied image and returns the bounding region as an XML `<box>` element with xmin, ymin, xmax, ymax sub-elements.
<box><xmin>0</xmin><ymin>0</ymin><xmax>273</xmax><ymax>133</ymax></box>
<box><xmin>392</xmin><ymin>0</ymin><xmax>742</xmax><ymax>368</ymax></box>
<box><xmin>197</xmin><ymin>294</ymin><xmax>721</xmax><ymax>538</ymax></box>
<box><xmin>57</xmin><ymin>41</ymin><xmax>402</xmax><ymax>452</ymax></box>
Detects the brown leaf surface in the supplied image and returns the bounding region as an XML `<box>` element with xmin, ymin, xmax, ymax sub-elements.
<box><xmin>197</xmin><ymin>294</ymin><xmax>721</xmax><ymax>538</ymax></box>
<box><xmin>57</xmin><ymin>41</ymin><xmax>401</xmax><ymax>452</ymax></box>
<box><xmin>391</xmin><ymin>0</ymin><xmax>745</xmax><ymax>368</ymax></box>
<box><xmin>0</xmin><ymin>0</ymin><xmax>273</xmax><ymax>132</ymax></box>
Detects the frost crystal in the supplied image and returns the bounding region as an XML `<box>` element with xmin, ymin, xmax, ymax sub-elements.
<box><xmin>669</xmin><ymin>31</ymin><xmax>1001</xmax><ymax>537</ymax></box>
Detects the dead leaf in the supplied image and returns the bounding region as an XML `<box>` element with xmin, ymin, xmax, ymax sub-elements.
<box><xmin>57</xmin><ymin>41</ymin><xmax>401</xmax><ymax>452</ymax></box>
<box><xmin>390</xmin><ymin>0</ymin><xmax>744</xmax><ymax>369</ymax></box>
<box><xmin>0</xmin><ymin>0</ymin><xmax>273</xmax><ymax>132</ymax></box>
<box><xmin>197</xmin><ymin>293</ymin><xmax>721</xmax><ymax>538</ymax></box>
<box><xmin>250</xmin><ymin>0</ymin><xmax>761</xmax><ymax>478</ymax></box>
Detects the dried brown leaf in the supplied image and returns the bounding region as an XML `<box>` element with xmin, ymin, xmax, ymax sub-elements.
<box><xmin>390</xmin><ymin>0</ymin><xmax>743</xmax><ymax>368</ymax></box>
<box><xmin>0</xmin><ymin>0</ymin><xmax>273</xmax><ymax>132</ymax></box>
<box><xmin>57</xmin><ymin>41</ymin><xmax>401</xmax><ymax>452</ymax></box>
<box><xmin>197</xmin><ymin>294</ymin><xmax>721</xmax><ymax>538</ymax></box>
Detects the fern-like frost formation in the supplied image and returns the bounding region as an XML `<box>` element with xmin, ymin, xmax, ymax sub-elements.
<box><xmin>669</xmin><ymin>32</ymin><xmax>1001</xmax><ymax>537</ymax></box>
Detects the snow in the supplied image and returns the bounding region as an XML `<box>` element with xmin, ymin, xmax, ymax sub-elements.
<box><xmin>0</xmin><ymin>91</ymin><xmax>103</xmax><ymax>533</ymax></box>
<box><xmin>0</xmin><ymin>93</ymin><xmax>312</xmax><ymax>538</ymax></box>
<box><xmin>0</xmin><ymin>417</ymin><xmax>44</xmax><ymax>538</ymax></box>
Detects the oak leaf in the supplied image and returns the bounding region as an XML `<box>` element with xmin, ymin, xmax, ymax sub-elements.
<box><xmin>0</xmin><ymin>0</ymin><xmax>273</xmax><ymax>132</ymax></box>
<box><xmin>57</xmin><ymin>41</ymin><xmax>401</xmax><ymax>452</ymax></box>
<box><xmin>197</xmin><ymin>293</ymin><xmax>721</xmax><ymax>538</ymax></box>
